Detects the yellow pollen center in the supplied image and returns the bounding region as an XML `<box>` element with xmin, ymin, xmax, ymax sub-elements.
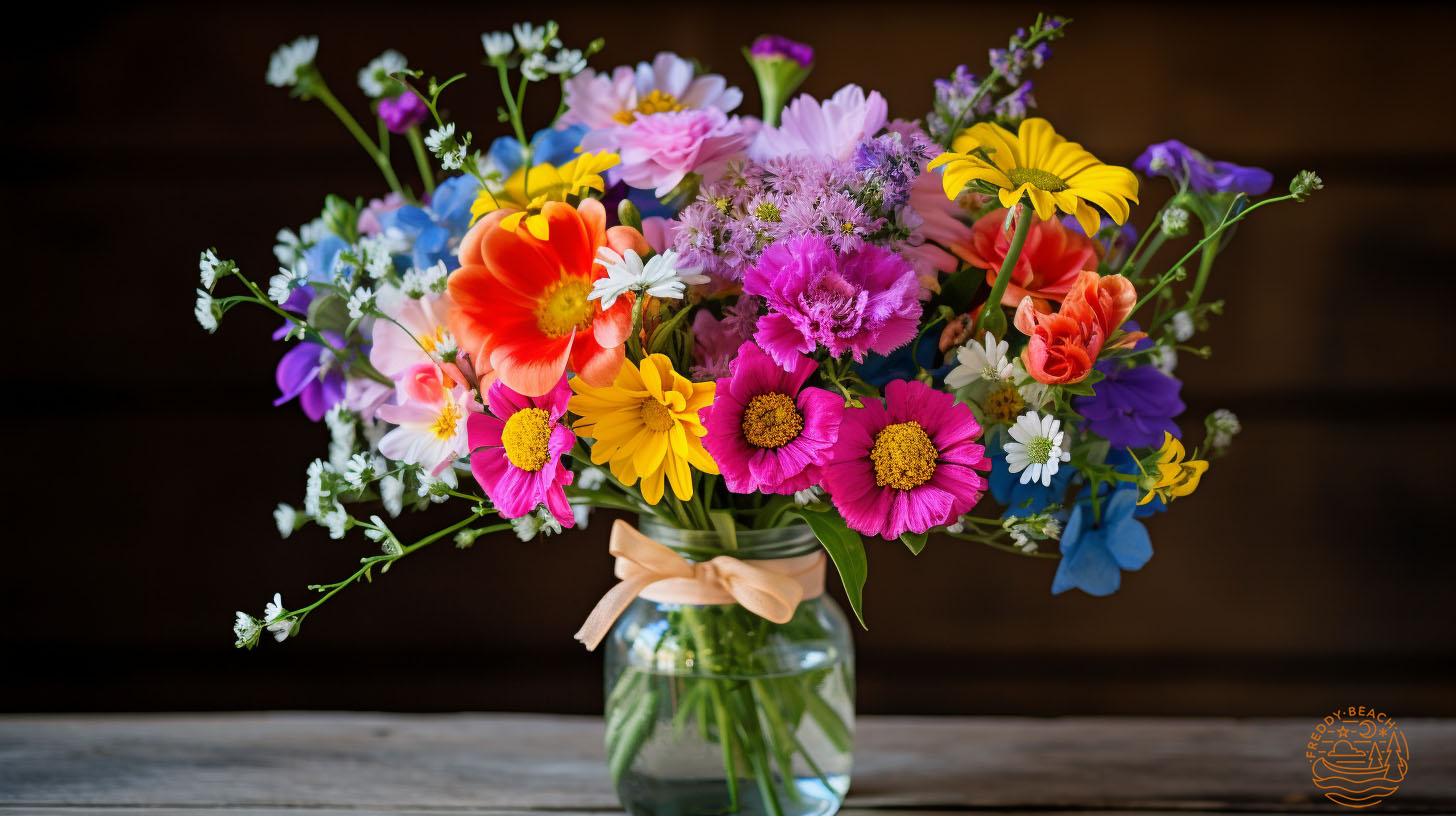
<box><xmin>840</xmin><ymin>221</ymin><xmax>857</xmax><ymax>234</ymax></box>
<box><xmin>1006</xmin><ymin>166</ymin><xmax>1070</xmax><ymax>192</ymax></box>
<box><xmin>429</xmin><ymin>400</ymin><xmax>464</xmax><ymax>441</ymax></box>
<box><xmin>501</xmin><ymin>407</ymin><xmax>553</xmax><ymax>471</ymax></box>
<box><xmin>984</xmin><ymin>384</ymin><xmax>1026</xmax><ymax>423</ymax></box>
<box><xmin>740</xmin><ymin>392</ymin><xmax>803</xmax><ymax>449</ymax></box>
<box><xmin>535</xmin><ymin>279</ymin><xmax>595</xmax><ymax>338</ymax></box>
<box><xmin>640</xmin><ymin>399</ymin><xmax>677</xmax><ymax>433</ymax></box>
<box><xmin>870</xmin><ymin>420</ymin><xmax>939</xmax><ymax>490</ymax></box>
<box><xmin>417</xmin><ymin>325</ymin><xmax>448</xmax><ymax>354</ymax></box>
<box><xmin>613</xmin><ymin>89</ymin><xmax>687</xmax><ymax>124</ymax></box>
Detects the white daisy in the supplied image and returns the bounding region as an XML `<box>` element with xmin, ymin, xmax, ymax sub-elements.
<box><xmin>357</xmin><ymin>49</ymin><xmax>407</xmax><ymax>98</ymax></box>
<box><xmin>233</xmin><ymin>612</ymin><xmax>261</xmax><ymax>648</ymax></box>
<box><xmin>262</xmin><ymin>593</ymin><xmax>294</xmax><ymax>643</ymax></box>
<box><xmin>590</xmin><ymin>247</ymin><xmax>708</xmax><ymax>309</ymax></box>
<box><xmin>1002</xmin><ymin>411</ymin><xmax>1071</xmax><ymax>487</ymax></box>
<box><xmin>266</xmin><ymin>36</ymin><xmax>319</xmax><ymax>88</ymax></box>
<box><xmin>194</xmin><ymin>289</ymin><xmax>218</xmax><ymax>332</ymax></box>
<box><xmin>546</xmin><ymin>48</ymin><xmax>586</xmax><ymax>76</ymax></box>
<box><xmin>424</xmin><ymin>123</ymin><xmax>456</xmax><ymax>157</ymax></box>
<box><xmin>199</xmin><ymin>249</ymin><xmax>221</xmax><ymax>288</ymax></box>
<box><xmin>343</xmin><ymin>452</ymin><xmax>377</xmax><ymax>489</ymax></box>
<box><xmin>273</xmin><ymin>503</ymin><xmax>297</xmax><ymax>539</ymax></box>
<box><xmin>520</xmin><ymin>52</ymin><xmax>550</xmax><ymax>82</ymax></box>
<box><xmin>481</xmin><ymin>31</ymin><xmax>515</xmax><ymax>59</ymax></box>
<box><xmin>267</xmin><ymin>266</ymin><xmax>298</xmax><ymax>305</ymax></box>
<box><xmin>511</xmin><ymin>22</ymin><xmax>553</xmax><ymax>54</ymax></box>
<box><xmin>945</xmin><ymin>331</ymin><xmax>1013</xmax><ymax>389</ymax></box>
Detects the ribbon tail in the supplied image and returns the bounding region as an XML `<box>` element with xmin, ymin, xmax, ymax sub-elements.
<box><xmin>574</xmin><ymin>572</ymin><xmax>663</xmax><ymax>651</ymax></box>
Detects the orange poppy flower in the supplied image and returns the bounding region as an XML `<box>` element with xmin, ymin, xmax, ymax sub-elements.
<box><xmin>449</xmin><ymin>198</ymin><xmax>649</xmax><ymax>398</ymax></box>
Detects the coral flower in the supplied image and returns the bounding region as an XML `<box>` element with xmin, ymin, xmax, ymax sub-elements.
<box><xmin>1013</xmin><ymin>270</ymin><xmax>1138</xmax><ymax>385</ymax></box>
<box><xmin>822</xmin><ymin>379</ymin><xmax>990</xmax><ymax>540</ymax></box>
<box><xmin>448</xmin><ymin>198</ymin><xmax>649</xmax><ymax>398</ymax></box>
<box><xmin>928</xmin><ymin>117</ymin><xmax>1139</xmax><ymax>238</ymax></box>
<box><xmin>702</xmin><ymin>342</ymin><xmax>845</xmax><ymax>495</ymax></box>
<box><xmin>467</xmin><ymin>375</ymin><xmax>576</xmax><ymax>527</ymax></box>
<box><xmin>965</xmin><ymin>209</ymin><xmax>1100</xmax><ymax>308</ymax></box>
<box><xmin>568</xmin><ymin>353</ymin><xmax>718</xmax><ymax>504</ymax></box>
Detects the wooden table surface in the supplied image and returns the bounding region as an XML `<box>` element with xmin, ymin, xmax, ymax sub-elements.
<box><xmin>2</xmin><ymin>714</ymin><xmax>1452</xmax><ymax>815</ymax></box>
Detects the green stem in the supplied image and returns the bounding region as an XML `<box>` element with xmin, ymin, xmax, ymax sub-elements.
<box><xmin>406</xmin><ymin>127</ymin><xmax>436</xmax><ymax>196</ymax></box>
<box><xmin>311</xmin><ymin>77</ymin><xmax>403</xmax><ymax>196</ymax></box>
<box><xmin>1186</xmin><ymin>237</ymin><xmax>1220</xmax><ymax>310</ymax></box>
<box><xmin>972</xmin><ymin>203</ymin><xmax>1033</xmax><ymax>338</ymax></box>
<box><xmin>1128</xmin><ymin>229</ymin><xmax>1168</xmax><ymax>282</ymax></box>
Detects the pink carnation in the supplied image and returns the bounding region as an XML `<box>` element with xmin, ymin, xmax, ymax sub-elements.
<box><xmin>590</xmin><ymin>108</ymin><xmax>750</xmax><ymax>197</ymax></box>
<box><xmin>743</xmin><ymin>234</ymin><xmax>921</xmax><ymax>368</ymax></box>
<box><xmin>822</xmin><ymin>379</ymin><xmax>991</xmax><ymax>540</ymax></box>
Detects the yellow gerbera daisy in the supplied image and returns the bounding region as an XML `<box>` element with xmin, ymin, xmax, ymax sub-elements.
<box><xmin>470</xmin><ymin>150</ymin><xmax>621</xmax><ymax>239</ymax></box>
<box><xmin>1138</xmin><ymin>431</ymin><xmax>1209</xmax><ymax>506</ymax></box>
<box><xmin>568</xmin><ymin>353</ymin><xmax>718</xmax><ymax>504</ymax></box>
<box><xmin>927</xmin><ymin>117</ymin><xmax>1138</xmax><ymax>237</ymax></box>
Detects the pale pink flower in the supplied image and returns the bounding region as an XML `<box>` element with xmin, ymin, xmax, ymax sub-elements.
<box><xmin>369</xmin><ymin>287</ymin><xmax>465</xmax><ymax>384</ymax></box>
<box><xmin>592</xmin><ymin>108</ymin><xmax>751</xmax><ymax>197</ymax></box>
<box><xmin>559</xmin><ymin>52</ymin><xmax>742</xmax><ymax>131</ymax></box>
<box><xmin>376</xmin><ymin>363</ymin><xmax>475</xmax><ymax>477</ymax></box>
<box><xmin>751</xmin><ymin>84</ymin><xmax>888</xmax><ymax>162</ymax></box>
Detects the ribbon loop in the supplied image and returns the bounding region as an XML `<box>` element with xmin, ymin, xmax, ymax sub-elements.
<box><xmin>574</xmin><ymin>519</ymin><xmax>826</xmax><ymax>651</ymax></box>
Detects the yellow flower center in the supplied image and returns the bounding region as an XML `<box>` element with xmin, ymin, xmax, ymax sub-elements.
<box><xmin>535</xmin><ymin>279</ymin><xmax>595</xmax><ymax>338</ymax></box>
<box><xmin>840</xmin><ymin>221</ymin><xmax>857</xmax><ymax>234</ymax></box>
<box><xmin>429</xmin><ymin>400</ymin><xmax>464</xmax><ymax>441</ymax></box>
<box><xmin>1006</xmin><ymin>166</ymin><xmax>1069</xmax><ymax>192</ymax></box>
<box><xmin>984</xmin><ymin>384</ymin><xmax>1025</xmax><ymax>423</ymax></box>
<box><xmin>640</xmin><ymin>399</ymin><xmax>677</xmax><ymax>432</ymax></box>
<box><xmin>870</xmin><ymin>420</ymin><xmax>939</xmax><ymax>490</ymax></box>
<box><xmin>417</xmin><ymin>325</ymin><xmax>448</xmax><ymax>354</ymax></box>
<box><xmin>614</xmin><ymin>89</ymin><xmax>687</xmax><ymax>123</ymax></box>
<box><xmin>740</xmin><ymin>392</ymin><xmax>803</xmax><ymax>449</ymax></box>
<box><xmin>501</xmin><ymin>407</ymin><xmax>553</xmax><ymax>471</ymax></box>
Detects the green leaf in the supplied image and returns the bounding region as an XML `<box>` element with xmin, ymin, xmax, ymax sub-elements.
<box><xmin>1059</xmin><ymin>379</ymin><xmax>1097</xmax><ymax>397</ymax></box>
<box><xmin>901</xmin><ymin>531</ymin><xmax>928</xmax><ymax>555</ymax></box>
<box><xmin>708</xmin><ymin>510</ymin><xmax>738</xmax><ymax>551</ymax></box>
<box><xmin>306</xmin><ymin>293</ymin><xmax>351</xmax><ymax>335</ymax></box>
<box><xmin>791</xmin><ymin>509</ymin><xmax>868</xmax><ymax>629</ymax></box>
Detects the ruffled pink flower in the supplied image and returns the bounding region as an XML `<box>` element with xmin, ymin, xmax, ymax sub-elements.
<box><xmin>467</xmin><ymin>375</ymin><xmax>576</xmax><ymax>526</ymax></box>
<box><xmin>743</xmin><ymin>234</ymin><xmax>921</xmax><ymax>367</ymax></box>
<box><xmin>588</xmin><ymin>108</ymin><xmax>751</xmax><ymax>197</ymax></box>
<box><xmin>701</xmin><ymin>342</ymin><xmax>844</xmax><ymax>495</ymax></box>
<box><xmin>751</xmin><ymin>84</ymin><xmax>888</xmax><ymax>162</ymax></box>
<box><xmin>559</xmin><ymin>52</ymin><xmax>743</xmax><ymax>131</ymax></box>
<box><xmin>822</xmin><ymin>379</ymin><xmax>991</xmax><ymax>540</ymax></box>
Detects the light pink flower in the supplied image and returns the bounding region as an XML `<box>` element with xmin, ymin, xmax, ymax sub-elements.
<box><xmin>369</xmin><ymin>287</ymin><xmax>466</xmax><ymax>385</ymax></box>
<box><xmin>376</xmin><ymin>363</ymin><xmax>475</xmax><ymax>476</ymax></box>
<box><xmin>559</xmin><ymin>52</ymin><xmax>742</xmax><ymax>131</ymax></box>
<box><xmin>750</xmin><ymin>84</ymin><xmax>888</xmax><ymax>162</ymax></box>
<box><xmin>592</xmin><ymin>108</ymin><xmax>751</xmax><ymax>197</ymax></box>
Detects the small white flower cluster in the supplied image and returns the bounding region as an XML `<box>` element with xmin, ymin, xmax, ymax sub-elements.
<box><xmin>945</xmin><ymin>331</ymin><xmax>1013</xmax><ymax>390</ymax></box>
<box><xmin>401</xmin><ymin>260</ymin><xmax>449</xmax><ymax>298</ymax></box>
<box><xmin>512</xmin><ymin>506</ymin><xmax>564</xmax><ymax>541</ymax></box>
<box><xmin>199</xmin><ymin>249</ymin><xmax>224</xmax><ymax>289</ymax></box>
<box><xmin>233</xmin><ymin>593</ymin><xmax>298</xmax><ymax>649</ymax></box>
<box><xmin>357</xmin><ymin>50</ymin><xmax>407</xmax><ymax>98</ymax></box>
<box><xmin>1206</xmin><ymin>408</ymin><xmax>1242</xmax><ymax>453</ymax></box>
<box><xmin>590</xmin><ymin>247</ymin><xmax>708</xmax><ymax>309</ymax></box>
<box><xmin>483</xmin><ymin>23</ymin><xmax>585</xmax><ymax>79</ymax></box>
<box><xmin>273</xmin><ymin>218</ymin><xmax>329</xmax><ymax>267</ymax></box>
<box><xmin>1002</xmin><ymin>513</ymin><xmax>1063</xmax><ymax>553</ymax></box>
<box><xmin>416</xmin><ymin>468</ymin><xmax>458</xmax><ymax>505</ymax></box>
<box><xmin>194</xmin><ymin>289</ymin><xmax>219</xmax><ymax>332</ymax></box>
<box><xmin>380</xmin><ymin>473</ymin><xmax>405</xmax><ymax>517</ymax></box>
<box><xmin>268</xmin><ymin>265</ymin><xmax>301</xmax><ymax>305</ymax></box>
<box><xmin>343</xmin><ymin>452</ymin><xmax>388</xmax><ymax>490</ymax></box>
<box><xmin>425</xmin><ymin>123</ymin><xmax>472</xmax><ymax>171</ymax></box>
<box><xmin>304</xmin><ymin>458</ymin><xmax>338</xmax><ymax>516</ymax></box>
<box><xmin>325</xmin><ymin>404</ymin><xmax>358</xmax><ymax>471</ymax></box>
<box><xmin>274</xmin><ymin>503</ymin><xmax>298</xmax><ymax>539</ymax></box>
<box><xmin>346</xmin><ymin>286</ymin><xmax>376</xmax><ymax>320</ymax></box>
<box><xmin>358</xmin><ymin>232</ymin><xmax>404</xmax><ymax>280</ymax></box>
<box><xmin>1161</xmin><ymin>206</ymin><xmax>1190</xmax><ymax>237</ymax></box>
<box><xmin>1169</xmin><ymin>310</ymin><xmax>1195</xmax><ymax>342</ymax></box>
<box><xmin>363</xmin><ymin>515</ymin><xmax>402</xmax><ymax>555</ymax></box>
<box><xmin>267</xmin><ymin>36</ymin><xmax>319</xmax><ymax>88</ymax></box>
<box><xmin>793</xmin><ymin>485</ymin><xmax>825</xmax><ymax>507</ymax></box>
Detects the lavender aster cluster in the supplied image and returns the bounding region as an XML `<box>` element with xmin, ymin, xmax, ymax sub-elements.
<box><xmin>853</xmin><ymin>129</ymin><xmax>934</xmax><ymax>210</ymax></box>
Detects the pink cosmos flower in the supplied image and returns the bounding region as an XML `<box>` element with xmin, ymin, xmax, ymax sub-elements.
<box><xmin>751</xmin><ymin>84</ymin><xmax>888</xmax><ymax>162</ymax></box>
<box><xmin>822</xmin><ymin>379</ymin><xmax>991</xmax><ymax>540</ymax></box>
<box><xmin>466</xmin><ymin>375</ymin><xmax>576</xmax><ymax>527</ymax></box>
<box><xmin>701</xmin><ymin>342</ymin><xmax>844</xmax><ymax>495</ymax></box>
<box><xmin>588</xmin><ymin>108</ymin><xmax>751</xmax><ymax>197</ymax></box>
<box><xmin>376</xmin><ymin>363</ymin><xmax>475</xmax><ymax>477</ymax></box>
<box><xmin>743</xmin><ymin>234</ymin><xmax>921</xmax><ymax>368</ymax></box>
<box><xmin>559</xmin><ymin>52</ymin><xmax>742</xmax><ymax>131</ymax></box>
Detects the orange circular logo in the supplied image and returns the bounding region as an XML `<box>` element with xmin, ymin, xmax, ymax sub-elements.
<box><xmin>1306</xmin><ymin>707</ymin><xmax>1409</xmax><ymax>809</ymax></box>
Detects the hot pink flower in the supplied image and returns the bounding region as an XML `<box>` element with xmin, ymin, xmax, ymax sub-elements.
<box><xmin>701</xmin><ymin>342</ymin><xmax>844</xmax><ymax>495</ymax></box>
<box><xmin>467</xmin><ymin>374</ymin><xmax>576</xmax><ymax>526</ymax></box>
<box><xmin>587</xmin><ymin>108</ymin><xmax>751</xmax><ymax>197</ymax></box>
<box><xmin>822</xmin><ymin>379</ymin><xmax>991</xmax><ymax>540</ymax></box>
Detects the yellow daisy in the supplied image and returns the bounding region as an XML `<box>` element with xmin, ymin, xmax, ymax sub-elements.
<box><xmin>470</xmin><ymin>150</ymin><xmax>620</xmax><ymax>239</ymax></box>
<box><xmin>1138</xmin><ymin>431</ymin><xmax>1209</xmax><ymax>506</ymax></box>
<box><xmin>927</xmin><ymin>117</ymin><xmax>1138</xmax><ymax>237</ymax></box>
<box><xmin>568</xmin><ymin>353</ymin><xmax>718</xmax><ymax>504</ymax></box>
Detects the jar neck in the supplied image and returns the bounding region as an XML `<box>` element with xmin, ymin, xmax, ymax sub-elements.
<box><xmin>636</xmin><ymin>516</ymin><xmax>820</xmax><ymax>561</ymax></box>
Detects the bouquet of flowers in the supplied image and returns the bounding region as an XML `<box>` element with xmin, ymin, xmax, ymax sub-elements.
<box><xmin>200</xmin><ymin>15</ymin><xmax>1320</xmax><ymax>816</ymax></box>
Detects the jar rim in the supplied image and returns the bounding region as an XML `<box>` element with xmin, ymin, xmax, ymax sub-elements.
<box><xmin>636</xmin><ymin>516</ymin><xmax>820</xmax><ymax>560</ymax></box>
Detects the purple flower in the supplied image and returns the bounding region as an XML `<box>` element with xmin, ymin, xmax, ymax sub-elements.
<box><xmin>1073</xmin><ymin>329</ymin><xmax>1185</xmax><ymax>448</ymax></box>
<box><xmin>749</xmin><ymin>35</ymin><xmax>814</xmax><ymax>67</ymax></box>
<box><xmin>993</xmin><ymin>80</ymin><xmax>1036</xmax><ymax>120</ymax></box>
<box><xmin>928</xmin><ymin>65</ymin><xmax>990</xmax><ymax>142</ymax></box>
<box><xmin>1134</xmin><ymin>139</ymin><xmax>1273</xmax><ymax>196</ymax></box>
<box><xmin>275</xmin><ymin>331</ymin><xmax>348</xmax><ymax>422</ymax></box>
<box><xmin>854</xmin><ymin>129</ymin><xmax>933</xmax><ymax>210</ymax></box>
<box><xmin>743</xmin><ymin>234</ymin><xmax>921</xmax><ymax>366</ymax></box>
<box><xmin>377</xmin><ymin>92</ymin><xmax>428</xmax><ymax>134</ymax></box>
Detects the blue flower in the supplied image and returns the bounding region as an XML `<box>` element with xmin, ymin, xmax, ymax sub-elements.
<box><xmin>1051</xmin><ymin>487</ymin><xmax>1152</xmax><ymax>596</ymax></box>
<box><xmin>486</xmin><ymin>124</ymin><xmax>589</xmax><ymax>176</ymax></box>
<box><xmin>855</xmin><ymin>332</ymin><xmax>949</xmax><ymax>388</ymax></box>
<box><xmin>377</xmin><ymin>174</ymin><xmax>481</xmax><ymax>271</ymax></box>
<box><xmin>989</xmin><ymin>437</ymin><xmax>1075</xmax><ymax>518</ymax></box>
<box><xmin>1134</xmin><ymin>139</ymin><xmax>1272</xmax><ymax>196</ymax></box>
<box><xmin>302</xmin><ymin>234</ymin><xmax>349</xmax><ymax>285</ymax></box>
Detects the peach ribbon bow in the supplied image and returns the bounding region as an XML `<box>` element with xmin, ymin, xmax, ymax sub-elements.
<box><xmin>574</xmin><ymin>519</ymin><xmax>826</xmax><ymax>651</ymax></box>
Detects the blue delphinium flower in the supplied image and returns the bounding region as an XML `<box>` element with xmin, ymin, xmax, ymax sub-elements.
<box><xmin>1074</xmin><ymin>328</ymin><xmax>1185</xmax><ymax>449</ymax></box>
<box><xmin>988</xmin><ymin>437</ymin><xmax>1075</xmax><ymax>518</ymax></box>
<box><xmin>1134</xmin><ymin>139</ymin><xmax>1273</xmax><ymax>196</ymax></box>
<box><xmin>377</xmin><ymin>174</ymin><xmax>481</xmax><ymax>272</ymax></box>
<box><xmin>1051</xmin><ymin>486</ymin><xmax>1152</xmax><ymax>596</ymax></box>
<box><xmin>486</xmin><ymin>124</ymin><xmax>589</xmax><ymax>176</ymax></box>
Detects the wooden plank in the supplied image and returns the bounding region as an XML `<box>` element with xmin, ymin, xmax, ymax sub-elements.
<box><xmin>1</xmin><ymin>714</ymin><xmax>1452</xmax><ymax>812</ymax></box>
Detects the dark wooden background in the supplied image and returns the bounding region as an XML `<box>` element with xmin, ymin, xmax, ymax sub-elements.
<box><xmin>3</xmin><ymin>2</ymin><xmax>1453</xmax><ymax>716</ymax></box>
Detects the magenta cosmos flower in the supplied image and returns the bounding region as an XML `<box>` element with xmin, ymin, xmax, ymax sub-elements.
<box><xmin>743</xmin><ymin>234</ymin><xmax>921</xmax><ymax>368</ymax></box>
<box><xmin>701</xmin><ymin>342</ymin><xmax>844</xmax><ymax>495</ymax></box>
<box><xmin>467</xmin><ymin>375</ymin><xmax>576</xmax><ymax>527</ymax></box>
<box><xmin>822</xmin><ymin>379</ymin><xmax>991</xmax><ymax>540</ymax></box>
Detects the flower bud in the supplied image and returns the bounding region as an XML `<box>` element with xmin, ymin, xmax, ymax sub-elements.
<box><xmin>1290</xmin><ymin>170</ymin><xmax>1324</xmax><ymax>202</ymax></box>
<box><xmin>1160</xmin><ymin>206</ymin><xmax>1190</xmax><ymax>237</ymax></box>
<box><xmin>744</xmin><ymin>35</ymin><xmax>814</xmax><ymax>127</ymax></box>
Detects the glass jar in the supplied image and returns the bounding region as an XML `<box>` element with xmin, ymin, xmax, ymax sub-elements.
<box><xmin>602</xmin><ymin>518</ymin><xmax>855</xmax><ymax>816</ymax></box>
